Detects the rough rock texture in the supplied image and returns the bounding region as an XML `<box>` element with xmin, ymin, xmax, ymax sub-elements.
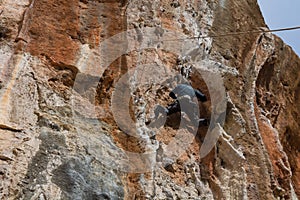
<box><xmin>0</xmin><ymin>0</ymin><xmax>299</xmax><ymax>199</ymax></box>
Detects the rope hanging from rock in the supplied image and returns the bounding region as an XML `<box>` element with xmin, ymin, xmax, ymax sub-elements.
<box><xmin>160</xmin><ymin>25</ymin><xmax>300</xmax><ymax>42</ymax></box>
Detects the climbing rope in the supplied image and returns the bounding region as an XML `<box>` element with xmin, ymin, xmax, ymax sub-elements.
<box><xmin>160</xmin><ymin>25</ymin><xmax>300</xmax><ymax>42</ymax></box>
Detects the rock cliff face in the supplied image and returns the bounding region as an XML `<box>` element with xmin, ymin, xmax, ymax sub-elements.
<box><xmin>0</xmin><ymin>0</ymin><xmax>299</xmax><ymax>199</ymax></box>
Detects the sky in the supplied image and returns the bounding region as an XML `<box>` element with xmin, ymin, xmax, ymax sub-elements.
<box><xmin>257</xmin><ymin>0</ymin><xmax>300</xmax><ymax>56</ymax></box>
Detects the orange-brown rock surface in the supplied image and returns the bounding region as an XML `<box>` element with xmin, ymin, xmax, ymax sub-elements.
<box><xmin>0</xmin><ymin>0</ymin><xmax>299</xmax><ymax>199</ymax></box>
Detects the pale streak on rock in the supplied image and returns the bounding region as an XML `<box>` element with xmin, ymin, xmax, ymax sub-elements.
<box><xmin>0</xmin><ymin>54</ymin><xmax>30</xmax><ymax>127</ymax></box>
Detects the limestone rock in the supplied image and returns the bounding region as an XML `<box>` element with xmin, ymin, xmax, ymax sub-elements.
<box><xmin>0</xmin><ymin>0</ymin><xmax>299</xmax><ymax>199</ymax></box>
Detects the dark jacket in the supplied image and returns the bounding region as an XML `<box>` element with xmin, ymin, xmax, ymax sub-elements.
<box><xmin>169</xmin><ymin>84</ymin><xmax>207</xmax><ymax>102</ymax></box>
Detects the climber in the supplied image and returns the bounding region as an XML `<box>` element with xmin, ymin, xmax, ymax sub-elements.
<box><xmin>149</xmin><ymin>84</ymin><xmax>208</xmax><ymax>128</ymax></box>
<box><xmin>169</xmin><ymin>83</ymin><xmax>207</xmax><ymax>102</ymax></box>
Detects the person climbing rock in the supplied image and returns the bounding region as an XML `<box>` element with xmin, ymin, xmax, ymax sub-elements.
<box><xmin>169</xmin><ymin>84</ymin><xmax>207</xmax><ymax>102</ymax></box>
<box><xmin>148</xmin><ymin>84</ymin><xmax>209</xmax><ymax>128</ymax></box>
